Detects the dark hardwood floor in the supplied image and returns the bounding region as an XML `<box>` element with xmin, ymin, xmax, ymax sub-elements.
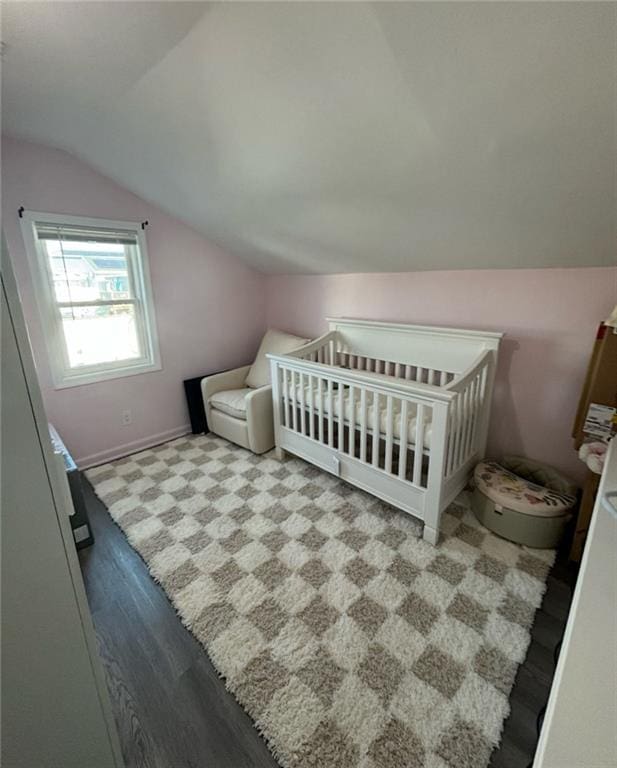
<box><xmin>79</xmin><ymin>478</ymin><xmax>577</xmax><ymax>768</ymax></box>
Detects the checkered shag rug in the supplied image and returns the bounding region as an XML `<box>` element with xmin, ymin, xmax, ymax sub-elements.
<box><xmin>86</xmin><ymin>434</ymin><xmax>553</xmax><ymax>768</ymax></box>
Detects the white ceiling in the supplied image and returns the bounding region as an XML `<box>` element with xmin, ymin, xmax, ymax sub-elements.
<box><xmin>2</xmin><ymin>1</ymin><xmax>616</xmax><ymax>274</ymax></box>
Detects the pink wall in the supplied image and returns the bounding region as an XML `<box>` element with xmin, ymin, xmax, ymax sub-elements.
<box><xmin>4</xmin><ymin>137</ymin><xmax>615</xmax><ymax>483</ymax></box>
<box><xmin>2</xmin><ymin>137</ymin><xmax>266</xmax><ymax>466</ymax></box>
<box><xmin>265</xmin><ymin>269</ymin><xmax>617</xmax><ymax>483</ymax></box>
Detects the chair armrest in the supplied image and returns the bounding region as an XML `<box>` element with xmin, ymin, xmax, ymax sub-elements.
<box><xmin>201</xmin><ymin>366</ymin><xmax>250</xmax><ymax>399</ymax></box>
<box><xmin>245</xmin><ymin>385</ymin><xmax>274</xmax><ymax>454</ymax></box>
<box><xmin>201</xmin><ymin>366</ymin><xmax>251</xmax><ymax>421</ymax></box>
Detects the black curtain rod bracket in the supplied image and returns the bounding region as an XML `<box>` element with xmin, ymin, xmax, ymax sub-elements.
<box><xmin>18</xmin><ymin>206</ymin><xmax>24</xmax><ymax>218</ymax></box>
<box><xmin>141</xmin><ymin>220</ymin><xmax>149</xmax><ymax>230</ymax></box>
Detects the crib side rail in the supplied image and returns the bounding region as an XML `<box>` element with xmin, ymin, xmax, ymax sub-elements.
<box><xmin>268</xmin><ymin>353</ymin><xmax>457</xmax><ymax>404</ymax></box>
<box><xmin>444</xmin><ymin>351</ymin><xmax>494</xmax><ymax>477</ymax></box>
<box><xmin>269</xmin><ymin>354</ymin><xmax>453</xmax><ymax>492</ymax></box>
<box><xmin>281</xmin><ymin>330</ymin><xmax>464</xmax><ymax>390</ymax></box>
<box><xmin>286</xmin><ymin>331</ymin><xmax>339</xmax><ymax>365</ymax></box>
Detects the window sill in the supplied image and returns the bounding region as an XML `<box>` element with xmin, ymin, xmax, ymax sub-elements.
<box><xmin>52</xmin><ymin>360</ymin><xmax>162</xmax><ymax>390</ymax></box>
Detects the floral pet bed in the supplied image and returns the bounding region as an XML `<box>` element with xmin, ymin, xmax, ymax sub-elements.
<box><xmin>474</xmin><ymin>461</ymin><xmax>576</xmax><ymax>518</ymax></box>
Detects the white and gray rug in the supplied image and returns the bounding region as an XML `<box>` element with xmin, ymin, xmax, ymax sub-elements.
<box><xmin>86</xmin><ymin>434</ymin><xmax>553</xmax><ymax>768</ymax></box>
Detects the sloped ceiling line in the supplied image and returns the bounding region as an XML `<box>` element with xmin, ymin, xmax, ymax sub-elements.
<box><xmin>2</xmin><ymin>1</ymin><xmax>615</xmax><ymax>274</ymax></box>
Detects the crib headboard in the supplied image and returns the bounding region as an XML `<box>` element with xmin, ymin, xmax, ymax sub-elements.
<box><xmin>327</xmin><ymin>317</ymin><xmax>502</xmax><ymax>375</ymax></box>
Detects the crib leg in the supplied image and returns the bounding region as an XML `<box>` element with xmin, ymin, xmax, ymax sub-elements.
<box><xmin>274</xmin><ymin>447</ymin><xmax>286</xmax><ymax>462</ymax></box>
<box><xmin>423</xmin><ymin>524</ymin><xmax>439</xmax><ymax>545</ymax></box>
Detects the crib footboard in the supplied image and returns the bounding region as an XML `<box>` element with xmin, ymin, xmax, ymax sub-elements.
<box><xmin>442</xmin><ymin>351</ymin><xmax>495</xmax><ymax>507</ymax></box>
<box><xmin>268</xmin><ymin>354</ymin><xmax>454</xmax><ymax>543</ymax></box>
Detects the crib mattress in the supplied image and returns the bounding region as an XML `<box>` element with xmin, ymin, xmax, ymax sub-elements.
<box><xmin>284</xmin><ymin>382</ymin><xmax>433</xmax><ymax>449</ymax></box>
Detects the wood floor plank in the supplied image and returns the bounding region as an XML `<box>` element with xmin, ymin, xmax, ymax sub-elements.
<box><xmin>79</xmin><ymin>477</ymin><xmax>576</xmax><ymax>768</ymax></box>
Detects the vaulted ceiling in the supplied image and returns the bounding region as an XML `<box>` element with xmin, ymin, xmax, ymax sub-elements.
<box><xmin>2</xmin><ymin>2</ymin><xmax>616</xmax><ymax>274</ymax></box>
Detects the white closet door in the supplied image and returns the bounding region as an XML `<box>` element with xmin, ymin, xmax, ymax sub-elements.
<box><xmin>1</xmin><ymin>239</ymin><xmax>123</xmax><ymax>768</ymax></box>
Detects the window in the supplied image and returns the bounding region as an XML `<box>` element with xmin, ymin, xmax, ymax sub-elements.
<box><xmin>21</xmin><ymin>212</ymin><xmax>160</xmax><ymax>388</ymax></box>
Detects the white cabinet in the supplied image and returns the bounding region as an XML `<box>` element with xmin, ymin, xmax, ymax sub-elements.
<box><xmin>533</xmin><ymin>439</ymin><xmax>617</xmax><ymax>768</ymax></box>
<box><xmin>1</xmin><ymin>238</ymin><xmax>123</xmax><ymax>768</ymax></box>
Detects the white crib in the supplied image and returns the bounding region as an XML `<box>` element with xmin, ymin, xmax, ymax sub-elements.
<box><xmin>267</xmin><ymin>318</ymin><xmax>503</xmax><ymax>544</ymax></box>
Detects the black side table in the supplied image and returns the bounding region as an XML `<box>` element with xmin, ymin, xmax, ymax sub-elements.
<box><xmin>183</xmin><ymin>370</ymin><xmax>233</xmax><ymax>434</ymax></box>
<box><xmin>183</xmin><ymin>375</ymin><xmax>209</xmax><ymax>434</ymax></box>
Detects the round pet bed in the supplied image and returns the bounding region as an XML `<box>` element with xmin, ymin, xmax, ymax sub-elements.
<box><xmin>471</xmin><ymin>456</ymin><xmax>577</xmax><ymax>548</ymax></box>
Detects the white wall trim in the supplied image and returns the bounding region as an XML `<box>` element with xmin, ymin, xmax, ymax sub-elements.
<box><xmin>77</xmin><ymin>424</ymin><xmax>191</xmax><ymax>469</ymax></box>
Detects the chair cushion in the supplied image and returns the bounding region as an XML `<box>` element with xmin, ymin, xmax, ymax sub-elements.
<box><xmin>245</xmin><ymin>329</ymin><xmax>309</xmax><ymax>388</ymax></box>
<box><xmin>209</xmin><ymin>388</ymin><xmax>252</xmax><ymax>420</ymax></box>
<box><xmin>474</xmin><ymin>461</ymin><xmax>576</xmax><ymax>518</ymax></box>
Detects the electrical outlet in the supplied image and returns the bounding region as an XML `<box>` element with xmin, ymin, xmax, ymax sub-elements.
<box><xmin>121</xmin><ymin>408</ymin><xmax>132</xmax><ymax>426</ymax></box>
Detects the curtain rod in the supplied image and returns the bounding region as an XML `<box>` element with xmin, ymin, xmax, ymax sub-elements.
<box><xmin>18</xmin><ymin>206</ymin><xmax>149</xmax><ymax>230</ymax></box>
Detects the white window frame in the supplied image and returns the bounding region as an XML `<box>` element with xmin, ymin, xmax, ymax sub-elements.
<box><xmin>21</xmin><ymin>211</ymin><xmax>161</xmax><ymax>389</ymax></box>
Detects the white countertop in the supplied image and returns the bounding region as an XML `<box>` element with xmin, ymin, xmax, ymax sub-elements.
<box><xmin>534</xmin><ymin>439</ymin><xmax>617</xmax><ymax>768</ymax></box>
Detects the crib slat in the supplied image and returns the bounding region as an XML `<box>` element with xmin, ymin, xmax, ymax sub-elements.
<box><xmin>471</xmin><ymin>376</ymin><xmax>480</xmax><ymax>451</ymax></box>
<box><xmin>481</xmin><ymin>364</ymin><xmax>488</xmax><ymax>400</ymax></box>
<box><xmin>463</xmin><ymin>388</ymin><xmax>473</xmax><ymax>461</ymax></box>
<box><xmin>299</xmin><ymin>372</ymin><xmax>306</xmax><ymax>436</ymax></box>
<box><xmin>451</xmin><ymin>396</ymin><xmax>460</xmax><ymax>473</ymax></box>
<box><xmin>327</xmin><ymin>380</ymin><xmax>334</xmax><ymax>447</ymax></box>
<box><xmin>360</xmin><ymin>388</ymin><xmax>368</xmax><ymax>462</ymax></box>
<box><xmin>461</xmin><ymin>388</ymin><xmax>471</xmax><ymax>467</ymax></box>
<box><xmin>417</xmin><ymin>367</ymin><xmax>425</xmax><ymax>384</ymax></box>
<box><xmin>455</xmin><ymin>393</ymin><xmax>465</xmax><ymax>470</ymax></box>
<box><xmin>459</xmin><ymin>386</ymin><xmax>470</xmax><ymax>466</ymax></box>
<box><xmin>398</xmin><ymin>399</ymin><xmax>409</xmax><ymax>480</ymax></box>
<box><xmin>464</xmin><ymin>381</ymin><xmax>474</xmax><ymax>458</ymax></box>
<box><xmin>445</xmin><ymin>411</ymin><xmax>452</xmax><ymax>475</ymax></box>
<box><xmin>384</xmin><ymin>396</ymin><xmax>394</xmax><ymax>474</ymax></box>
<box><xmin>446</xmin><ymin>400</ymin><xmax>457</xmax><ymax>475</ymax></box>
<box><xmin>394</xmin><ymin>363</ymin><xmax>401</xmax><ymax>378</ymax></box>
<box><xmin>308</xmin><ymin>374</ymin><xmax>315</xmax><ymax>439</ymax></box>
<box><xmin>405</xmin><ymin>365</ymin><xmax>412</xmax><ymax>380</ymax></box>
<box><xmin>413</xmin><ymin>404</ymin><xmax>425</xmax><ymax>486</ymax></box>
<box><xmin>372</xmin><ymin>392</ymin><xmax>380</xmax><ymax>467</ymax></box>
<box><xmin>282</xmin><ymin>368</ymin><xmax>289</xmax><ymax>428</ymax></box>
<box><xmin>464</xmin><ymin>386</ymin><xmax>472</xmax><ymax>461</ymax></box>
<box><xmin>454</xmin><ymin>391</ymin><xmax>463</xmax><ymax>470</ymax></box>
<box><xmin>290</xmin><ymin>370</ymin><xmax>298</xmax><ymax>432</ymax></box>
<box><xmin>471</xmin><ymin>373</ymin><xmax>482</xmax><ymax>450</ymax></box>
<box><xmin>348</xmin><ymin>386</ymin><xmax>356</xmax><ymax>458</ymax></box>
<box><xmin>440</xmin><ymin>370</ymin><xmax>447</xmax><ymax>387</ymax></box>
<box><xmin>454</xmin><ymin>390</ymin><xmax>465</xmax><ymax>469</ymax></box>
<box><xmin>428</xmin><ymin>369</ymin><xmax>435</xmax><ymax>386</ymax></box>
<box><xmin>338</xmin><ymin>382</ymin><xmax>345</xmax><ymax>451</ymax></box>
<box><xmin>470</xmin><ymin>372</ymin><xmax>482</xmax><ymax>451</ymax></box>
<box><xmin>318</xmin><ymin>378</ymin><xmax>324</xmax><ymax>443</ymax></box>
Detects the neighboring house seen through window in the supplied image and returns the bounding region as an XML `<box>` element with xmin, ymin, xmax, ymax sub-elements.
<box><xmin>21</xmin><ymin>212</ymin><xmax>160</xmax><ymax>388</ymax></box>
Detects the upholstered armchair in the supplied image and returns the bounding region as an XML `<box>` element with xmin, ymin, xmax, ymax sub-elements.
<box><xmin>201</xmin><ymin>329</ymin><xmax>308</xmax><ymax>454</ymax></box>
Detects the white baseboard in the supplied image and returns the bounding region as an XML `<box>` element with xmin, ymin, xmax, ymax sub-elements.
<box><xmin>77</xmin><ymin>424</ymin><xmax>192</xmax><ymax>469</ymax></box>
